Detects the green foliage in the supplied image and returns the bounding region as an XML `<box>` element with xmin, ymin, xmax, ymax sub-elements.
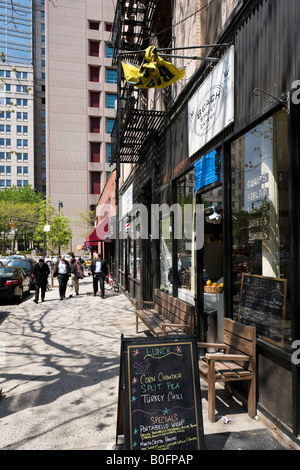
<box><xmin>0</xmin><ymin>186</ymin><xmax>72</xmax><ymax>254</ymax></box>
<box><xmin>47</xmin><ymin>214</ymin><xmax>72</xmax><ymax>254</ymax></box>
<box><xmin>0</xmin><ymin>185</ymin><xmax>43</xmax><ymax>204</ymax></box>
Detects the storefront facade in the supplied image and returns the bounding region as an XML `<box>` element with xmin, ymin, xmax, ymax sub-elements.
<box><xmin>113</xmin><ymin>0</ymin><xmax>300</xmax><ymax>440</ymax></box>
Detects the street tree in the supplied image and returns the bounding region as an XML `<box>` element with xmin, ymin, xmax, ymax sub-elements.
<box><xmin>46</xmin><ymin>214</ymin><xmax>72</xmax><ymax>255</ymax></box>
<box><xmin>74</xmin><ymin>208</ymin><xmax>96</xmax><ymax>239</ymax></box>
<box><xmin>0</xmin><ymin>186</ymin><xmax>44</xmax><ymax>253</ymax></box>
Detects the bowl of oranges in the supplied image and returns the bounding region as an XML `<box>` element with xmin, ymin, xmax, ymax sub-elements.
<box><xmin>203</xmin><ymin>279</ymin><xmax>224</xmax><ymax>293</ymax></box>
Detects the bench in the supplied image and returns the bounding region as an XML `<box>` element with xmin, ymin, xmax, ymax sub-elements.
<box><xmin>135</xmin><ymin>289</ymin><xmax>195</xmax><ymax>337</ymax></box>
<box><xmin>198</xmin><ymin>318</ymin><xmax>256</xmax><ymax>422</ymax></box>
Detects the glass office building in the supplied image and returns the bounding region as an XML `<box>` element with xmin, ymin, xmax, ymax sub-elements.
<box><xmin>0</xmin><ymin>0</ymin><xmax>34</xmax><ymax>189</ymax></box>
<box><xmin>0</xmin><ymin>0</ymin><xmax>32</xmax><ymax>65</ymax></box>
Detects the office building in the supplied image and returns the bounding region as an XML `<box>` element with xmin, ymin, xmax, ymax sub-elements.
<box><xmin>0</xmin><ymin>0</ymin><xmax>34</xmax><ymax>189</ymax></box>
<box><xmin>46</xmin><ymin>0</ymin><xmax>117</xmax><ymax>254</ymax></box>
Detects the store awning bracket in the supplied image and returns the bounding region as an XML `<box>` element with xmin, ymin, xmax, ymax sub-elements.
<box><xmin>117</xmin><ymin>44</ymin><xmax>232</xmax><ymax>62</ymax></box>
<box><xmin>253</xmin><ymin>88</ymin><xmax>290</xmax><ymax>114</ymax></box>
<box><xmin>117</xmin><ymin>43</ymin><xmax>232</xmax><ymax>58</ymax></box>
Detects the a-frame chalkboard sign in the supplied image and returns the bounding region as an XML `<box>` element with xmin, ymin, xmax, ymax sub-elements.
<box><xmin>116</xmin><ymin>335</ymin><xmax>205</xmax><ymax>451</ymax></box>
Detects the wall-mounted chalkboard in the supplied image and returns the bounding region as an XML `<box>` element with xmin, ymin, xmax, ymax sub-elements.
<box><xmin>239</xmin><ymin>274</ymin><xmax>287</xmax><ymax>346</ymax></box>
<box><xmin>117</xmin><ymin>335</ymin><xmax>204</xmax><ymax>451</ymax></box>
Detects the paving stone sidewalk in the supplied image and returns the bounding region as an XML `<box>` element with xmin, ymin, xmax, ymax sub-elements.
<box><xmin>0</xmin><ymin>277</ymin><xmax>297</xmax><ymax>450</ymax></box>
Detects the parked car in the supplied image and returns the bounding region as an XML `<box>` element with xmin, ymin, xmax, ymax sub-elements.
<box><xmin>0</xmin><ymin>255</ymin><xmax>26</xmax><ymax>266</ymax></box>
<box><xmin>45</xmin><ymin>256</ymin><xmax>58</xmax><ymax>266</ymax></box>
<box><xmin>7</xmin><ymin>258</ymin><xmax>37</xmax><ymax>290</ymax></box>
<box><xmin>0</xmin><ymin>266</ymin><xmax>31</xmax><ymax>301</ymax></box>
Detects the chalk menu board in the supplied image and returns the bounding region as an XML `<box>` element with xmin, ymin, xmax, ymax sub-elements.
<box><xmin>239</xmin><ymin>274</ymin><xmax>287</xmax><ymax>346</ymax></box>
<box><xmin>121</xmin><ymin>336</ymin><xmax>204</xmax><ymax>451</ymax></box>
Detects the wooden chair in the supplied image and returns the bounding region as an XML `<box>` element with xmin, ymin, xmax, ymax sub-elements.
<box><xmin>198</xmin><ymin>318</ymin><xmax>256</xmax><ymax>422</ymax></box>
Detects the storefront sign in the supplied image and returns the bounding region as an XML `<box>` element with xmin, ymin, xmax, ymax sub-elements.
<box><xmin>239</xmin><ymin>274</ymin><xmax>287</xmax><ymax>347</ymax></box>
<box><xmin>121</xmin><ymin>184</ymin><xmax>133</xmax><ymax>218</ymax></box>
<box><xmin>188</xmin><ymin>46</ymin><xmax>234</xmax><ymax>156</ymax></box>
<box><xmin>118</xmin><ymin>336</ymin><xmax>205</xmax><ymax>451</ymax></box>
<box><xmin>194</xmin><ymin>150</ymin><xmax>221</xmax><ymax>191</ymax></box>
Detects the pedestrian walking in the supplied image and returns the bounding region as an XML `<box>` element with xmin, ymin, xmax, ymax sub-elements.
<box><xmin>53</xmin><ymin>255</ymin><xmax>70</xmax><ymax>300</ymax></box>
<box><xmin>68</xmin><ymin>255</ymin><xmax>84</xmax><ymax>297</ymax></box>
<box><xmin>33</xmin><ymin>258</ymin><xmax>50</xmax><ymax>304</ymax></box>
<box><xmin>90</xmin><ymin>253</ymin><xmax>108</xmax><ymax>298</ymax></box>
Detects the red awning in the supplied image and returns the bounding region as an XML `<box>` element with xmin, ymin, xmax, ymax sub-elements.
<box><xmin>82</xmin><ymin>218</ymin><xmax>109</xmax><ymax>247</ymax></box>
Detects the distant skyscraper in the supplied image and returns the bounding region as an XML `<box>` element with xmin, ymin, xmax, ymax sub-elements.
<box><xmin>0</xmin><ymin>0</ymin><xmax>32</xmax><ymax>65</ymax></box>
<box><xmin>46</xmin><ymin>0</ymin><xmax>117</xmax><ymax>254</ymax></box>
<box><xmin>0</xmin><ymin>0</ymin><xmax>34</xmax><ymax>190</ymax></box>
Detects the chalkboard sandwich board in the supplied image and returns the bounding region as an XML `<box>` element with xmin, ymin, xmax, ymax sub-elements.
<box><xmin>118</xmin><ymin>335</ymin><xmax>204</xmax><ymax>451</ymax></box>
<box><xmin>239</xmin><ymin>274</ymin><xmax>287</xmax><ymax>347</ymax></box>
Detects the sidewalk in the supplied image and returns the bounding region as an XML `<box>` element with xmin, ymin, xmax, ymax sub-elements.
<box><xmin>0</xmin><ymin>276</ymin><xmax>298</xmax><ymax>450</ymax></box>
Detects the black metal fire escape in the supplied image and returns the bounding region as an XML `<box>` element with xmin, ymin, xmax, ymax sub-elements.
<box><xmin>111</xmin><ymin>0</ymin><xmax>166</xmax><ymax>164</ymax></box>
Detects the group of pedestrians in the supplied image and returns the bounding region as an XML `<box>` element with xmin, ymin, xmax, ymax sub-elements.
<box><xmin>32</xmin><ymin>253</ymin><xmax>108</xmax><ymax>303</ymax></box>
<box><xmin>53</xmin><ymin>254</ymin><xmax>85</xmax><ymax>301</ymax></box>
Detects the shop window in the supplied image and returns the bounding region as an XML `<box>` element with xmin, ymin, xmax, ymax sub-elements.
<box><xmin>176</xmin><ymin>169</ymin><xmax>197</xmax><ymax>305</ymax></box>
<box><xmin>136</xmin><ymin>234</ymin><xmax>141</xmax><ymax>281</ymax></box>
<box><xmin>160</xmin><ymin>210</ymin><xmax>173</xmax><ymax>295</ymax></box>
<box><xmin>231</xmin><ymin>110</ymin><xmax>291</xmax><ymax>350</ymax></box>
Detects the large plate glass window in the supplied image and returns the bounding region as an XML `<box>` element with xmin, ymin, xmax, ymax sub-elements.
<box><xmin>231</xmin><ymin>110</ymin><xmax>290</xmax><ymax>350</ymax></box>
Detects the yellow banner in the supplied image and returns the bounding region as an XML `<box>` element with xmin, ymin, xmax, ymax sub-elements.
<box><xmin>122</xmin><ymin>46</ymin><xmax>185</xmax><ymax>89</ymax></box>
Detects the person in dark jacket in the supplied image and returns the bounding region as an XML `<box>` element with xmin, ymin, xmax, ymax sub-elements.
<box><xmin>90</xmin><ymin>253</ymin><xmax>108</xmax><ymax>298</ymax></box>
<box><xmin>33</xmin><ymin>258</ymin><xmax>50</xmax><ymax>303</ymax></box>
<box><xmin>53</xmin><ymin>255</ymin><xmax>70</xmax><ymax>300</ymax></box>
<box><xmin>68</xmin><ymin>254</ymin><xmax>84</xmax><ymax>297</ymax></box>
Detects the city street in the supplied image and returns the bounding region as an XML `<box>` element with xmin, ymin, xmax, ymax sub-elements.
<box><xmin>0</xmin><ymin>276</ymin><xmax>136</xmax><ymax>450</ymax></box>
<box><xmin>0</xmin><ymin>276</ymin><xmax>296</xmax><ymax>450</ymax></box>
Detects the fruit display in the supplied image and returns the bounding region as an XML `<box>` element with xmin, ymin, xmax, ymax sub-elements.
<box><xmin>204</xmin><ymin>279</ymin><xmax>224</xmax><ymax>293</ymax></box>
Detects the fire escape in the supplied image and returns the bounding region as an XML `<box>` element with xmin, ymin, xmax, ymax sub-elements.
<box><xmin>111</xmin><ymin>0</ymin><xmax>167</xmax><ymax>164</ymax></box>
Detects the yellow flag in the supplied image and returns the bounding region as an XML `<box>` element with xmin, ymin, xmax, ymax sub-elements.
<box><xmin>121</xmin><ymin>46</ymin><xmax>185</xmax><ymax>89</ymax></box>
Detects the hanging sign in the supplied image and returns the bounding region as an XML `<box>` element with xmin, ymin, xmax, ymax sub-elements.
<box><xmin>121</xmin><ymin>184</ymin><xmax>133</xmax><ymax>218</ymax></box>
<box><xmin>122</xmin><ymin>46</ymin><xmax>185</xmax><ymax>89</ymax></box>
<box><xmin>188</xmin><ymin>46</ymin><xmax>235</xmax><ymax>156</ymax></box>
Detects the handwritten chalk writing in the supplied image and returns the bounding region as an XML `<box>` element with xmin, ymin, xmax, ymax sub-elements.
<box><xmin>140</xmin><ymin>423</ymin><xmax>169</xmax><ymax>433</ymax></box>
<box><xmin>239</xmin><ymin>274</ymin><xmax>287</xmax><ymax>347</ymax></box>
<box><xmin>158</xmin><ymin>372</ymin><xmax>182</xmax><ymax>381</ymax></box>
<box><xmin>150</xmin><ymin>414</ymin><xmax>179</xmax><ymax>425</ymax></box>
<box><xmin>123</xmin><ymin>338</ymin><xmax>204</xmax><ymax>450</ymax></box>
<box><xmin>168</xmin><ymin>392</ymin><xmax>183</xmax><ymax>401</ymax></box>
<box><xmin>167</xmin><ymin>381</ymin><xmax>180</xmax><ymax>390</ymax></box>
<box><xmin>141</xmin><ymin>383</ymin><xmax>163</xmax><ymax>392</ymax></box>
<box><xmin>170</xmin><ymin>420</ymin><xmax>186</xmax><ymax>428</ymax></box>
<box><xmin>133</xmin><ymin>362</ymin><xmax>151</xmax><ymax>374</ymax></box>
<box><xmin>141</xmin><ymin>394</ymin><xmax>165</xmax><ymax>403</ymax></box>
<box><xmin>145</xmin><ymin>346</ymin><xmax>171</xmax><ymax>357</ymax></box>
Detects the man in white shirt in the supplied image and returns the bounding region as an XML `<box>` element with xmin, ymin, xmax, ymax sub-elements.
<box><xmin>90</xmin><ymin>253</ymin><xmax>108</xmax><ymax>298</ymax></box>
<box><xmin>53</xmin><ymin>255</ymin><xmax>70</xmax><ymax>300</ymax></box>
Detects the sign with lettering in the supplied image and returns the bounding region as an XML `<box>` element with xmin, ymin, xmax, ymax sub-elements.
<box><xmin>188</xmin><ymin>46</ymin><xmax>234</xmax><ymax>156</ymax></box>
<box><xmin>239</xmin><ymin>274</ymin><xmax>287</xmax><ymax>346</ymax></box>
<box><xmin>119</xmin><ymin>336</ymin><xmax>204</xmax><ymax>450</ymax></box>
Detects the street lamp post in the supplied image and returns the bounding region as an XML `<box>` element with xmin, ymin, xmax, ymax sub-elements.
<box><xmin>58</xmin><ymin>201</ymin><xmax>63</xmax><ymax>255</ymax></box>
